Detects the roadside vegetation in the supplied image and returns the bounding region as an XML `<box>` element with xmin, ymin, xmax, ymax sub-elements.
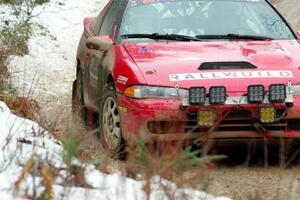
<box><xmin>0</xmin><ymin>0</ymin><xmax>48</xmax><ymax>118</ymax></box>
<box><xmin>11</xmin><ymin>122</ymin><xmax>227</xmax><ymax>199</ymax></box>
<box><xmin>0</xmin><ymin>0</ymin><xmax>49</xmax><ymax>89</ymax></box>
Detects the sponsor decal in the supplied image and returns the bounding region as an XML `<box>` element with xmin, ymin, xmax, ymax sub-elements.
<box><xmin>139</xmin><ymin>47</ymin><xmax>151</xmax><ymax>53</ymax></box>
<box><xmin>130</xmin><ymin>0</ymin><xmax>159</xmax><ymax>7</ymax></box>
<box><xmin>117</xmin><ymin>76</ymin><xmax>129</xmax><ymax>85</ymax></box>
<box><xmin>169</xmin><ymin>70</ymin><xmax>293</xmax><ymax>81</ymax></box>
<box><xmin>130</xmin><ymin>0</ymin><xmax>261</xmax><ymax>7</ymax></box>
<box><xmin>179</xmin><ymin>57</ymin><xmax>202</xmax><ymax>61</ymax></box>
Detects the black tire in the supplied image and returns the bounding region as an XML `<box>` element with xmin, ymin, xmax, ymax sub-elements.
<box><xmin>99</xmin><ymin>83</ymin><xmax>125</xmax><ymax>159</ymax></box>
<box><xmin>72</xmin><ymin>69</ymin><xmax>87</xmax><ymax>125</ymax></box>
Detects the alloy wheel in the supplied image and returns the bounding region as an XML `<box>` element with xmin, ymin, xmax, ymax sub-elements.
<box><xmin>102</xmin><ymin>96</ymin><xmax>121</xmax><ymax>150</ymax></box>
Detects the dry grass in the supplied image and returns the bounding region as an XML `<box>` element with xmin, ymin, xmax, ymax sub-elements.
<box><xmin>0</xmin><ymin>95</ymin><xmax>41</xmax><ymax>119</ymax></box>
<box><xmin>40</xmin><ymin>113</ymin><xmax>225</xmax><ymax>199</ymax></box>
<box><xmin>0</xmin><ymin>49</ymin><xmax>10</xmax><ymax>93</ymax></box>
<box><xmin>40</xmin><ymin>164</ymin><xmax>54</xmax><ymax>200</ymax></box>
<box><xmin>14</xmin><ymin>154</ymin><xmax>36</xmax><ymax>191</ymax></box>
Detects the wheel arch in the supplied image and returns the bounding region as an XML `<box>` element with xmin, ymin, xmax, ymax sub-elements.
<box><xmin>76</xmin><ymin>59</ymin><xmax>81</xmax><ymax>74</ymax></box>
<box><xmin>106</xmin><ymin>74</ymin><xmax>115</xmax><ymax>86</ymax></box>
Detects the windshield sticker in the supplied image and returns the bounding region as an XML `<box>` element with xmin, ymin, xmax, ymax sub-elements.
<box><xmin>139</xmin><ymin>47</ymin><xmax>152</xmax><ymax>53</ymax></box>
<box><xmin>129</xmin><ymin>0</ymin><xmax>261</xmax><ymax>7</ymax></box>
<box><xmin>169</xmin><ymin>71</ymin><xmax>293</xmax><ymax>81</ymax></box>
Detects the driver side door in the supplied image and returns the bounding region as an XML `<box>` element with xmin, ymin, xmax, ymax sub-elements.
<box><xmin>85</xmin><ymin>0</ymin><xmax>125</xmax><ymax>111</ymax></box>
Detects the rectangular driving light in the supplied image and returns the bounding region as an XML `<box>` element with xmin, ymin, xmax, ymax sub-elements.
<box><xmin>198</xmin><ymin>110</ymin><xmax>215</xmax><ymax>127</ymax></box>
<box><xmin>269</xmin><ymin>84</ymin><xmax>286</xmax><ymax>103</ymax></box>
<box><xmin>247</xmin><ymin>85</ymin><xmax>264</xmax><ymax>104</ymax></box>
<box><xmin>189</xmin><ymin>87</ymin><xmax>206</xmax><ymax>105</ymax></box>
<box><xmin>260</xmin><ymin>107</ymin><xmax>276</xmax><ymax>123</ymax></box>
<box><xmin>209</xmin><ymin>86</ymin><xmax>226</xmax><ymax>105</ymax></box>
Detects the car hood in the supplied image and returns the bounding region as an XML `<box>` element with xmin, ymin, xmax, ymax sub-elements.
<box><xmin>123</xmin><ymin>40</ymin><xmax>300</xmax><ymax>93</ymax></box>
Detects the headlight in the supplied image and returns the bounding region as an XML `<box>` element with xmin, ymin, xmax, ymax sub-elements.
<box><xmin>260</xmin><ymin>107</ymin><xmax>276</xmax><ymax>123</ymax></box>
<box><xmin>291</xmin><ymin>85</ymin><xmax>300</xmax><ymax>96</ymax></box>
<box><xmin>209</xmin><ymin>86</ymin><xmax>227</xmax><ymax>105</ymax></box>
<box><xmin>189</xmin><ymin>87</ymin><xmax>206</xmax><ymax>105</ymax></box>
<box><xmin>269</xmin><ymin>84</ymin><xmax>286</xmax><ymax>103</ymax></box>
<box><xmin>247</xmin><ymin>85</ymin><xmax>264</xmax><ymax>104</ymax></box>
<box><xmin>124</xmin><ymin>85</ymin><xmax>188</xmax><ymax>99</ymax></box>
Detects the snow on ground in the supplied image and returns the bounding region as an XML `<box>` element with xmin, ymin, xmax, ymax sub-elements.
<box><xmin>0</xmin><ymin>3</ymin><xmax>28</xmax><ymax>29</ymax></box>
<box><xmin>7</xmin><ymin>0</ymin><xmax>109</xmax><ymax>126</ymax></box>
<box><xmin>0</xmin><ymin>101</ymin><xmax>231</xmax><ymax>200</ymax></box>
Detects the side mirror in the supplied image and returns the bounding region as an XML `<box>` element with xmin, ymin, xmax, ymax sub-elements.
<box><xmin>297</xmin><ymin>31</ymin><xmax>300</xmax><ymax>39</ymax></box>
<box><xmin>86</xmin><ymin>36</ymin><xmax>113</xmax><ymax>52</ymax></box>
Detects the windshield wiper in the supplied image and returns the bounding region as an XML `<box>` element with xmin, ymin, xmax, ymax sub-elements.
<box><xmin>121</xmin><ymin>33</ymin><xmax>202</xmax><ymax>41</ymax></box>
<box><xmin>196</xmin><ymin>34</ymin><xmax>273</xmax><ymax>41</ymax></box>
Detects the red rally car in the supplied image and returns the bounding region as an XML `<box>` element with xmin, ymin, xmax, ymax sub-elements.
<box><xmin>73</xmin><ymin>0</ymin><xmax>300</xmax><ymax>157</ymax></box>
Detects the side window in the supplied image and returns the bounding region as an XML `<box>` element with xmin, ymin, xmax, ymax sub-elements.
<box><xmin>90</xmin><ymin>13</ymin><xmax>105</xmax><ymax>35</ymax></box>
<box><xmin>99</xmin><ymin>0</ymin><xmax>124</xmax><ymax>36</ymax></box>
<box><xmin>90</xmin><ymin>22</ymin><xmax>97</xmax><ymax>34</ymax></box>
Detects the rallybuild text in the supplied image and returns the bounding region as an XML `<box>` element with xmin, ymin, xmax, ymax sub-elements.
<box><xmin>169</xmin><ymin>70</ymin><xmax>293</xmax><ymax>81</ymax></box>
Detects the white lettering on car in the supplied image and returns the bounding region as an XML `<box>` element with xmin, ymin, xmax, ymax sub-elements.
<box><xmin>169</xmin><ymin>71</ymin><xmax>293</xmax><ymax>81</ymax></box>
<box><xmin>117</xmin><ymin>76</ymin><xmax>129</xmax><ymax>85</ymax></box>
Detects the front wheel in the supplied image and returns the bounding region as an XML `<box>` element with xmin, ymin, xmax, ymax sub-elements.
<box><xmin>99</xmin><ymin>84</ymin><xmax>125</xmax><ymax>159</ymax></box>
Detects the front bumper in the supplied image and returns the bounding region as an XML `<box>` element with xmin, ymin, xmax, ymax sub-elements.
<box><xmin>118</xmin><ymin>94</ymin><xmax>300</xmax><ymax>143</ymax></box>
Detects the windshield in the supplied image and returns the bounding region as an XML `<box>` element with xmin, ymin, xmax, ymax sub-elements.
<box><xmin>120</xmin><ymin>0</ymin><xmax>295</xmax><ymax>40</ymax></box>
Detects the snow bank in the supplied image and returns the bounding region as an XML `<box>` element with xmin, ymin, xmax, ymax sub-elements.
<box><xmin>0</xmin><ymin>101</ymin><xmax>62</xmax><ymax>199</ymax></box>
<box><xmin>0</xmin><ymin>3</ymin><xmax>28</xmax><ymax>29</ymax></box>
<box><xmin>0</xmin><ymin>101</ymin><xmax>230</xmax><ymax>200</ymax></box>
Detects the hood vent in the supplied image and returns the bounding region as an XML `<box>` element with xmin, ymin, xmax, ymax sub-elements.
<box><xmin>199</xmin><ymin>61</ymin><xmax>257</xmax><ymax>70</ymax></box>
